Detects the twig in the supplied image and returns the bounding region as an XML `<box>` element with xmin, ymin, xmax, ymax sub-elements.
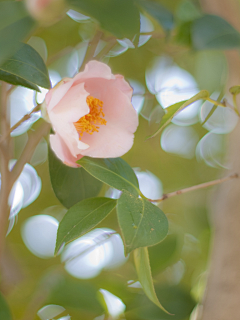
<box><xmin>79</xmin><ymin>29</ymin><xmax>103</xmax><ymax>71</ymax></box>
<box><xmin>94</xmin><ymin>38</ymin><xmax>117</xmax><ymax>61</ymax></box>
<box><xmin>10</xmin><ymin>120</ymin><xmax>51</xmax><ymax>184</ymax></box>
<box><xmin>0</xmin><ymin>104</ymin><xmax>40</xmax><ymax>145</ymax></box>
<box><xmin>149</xmin><ymin>174</ymin><xmax>239</xmax><ymax>203</ymax></box>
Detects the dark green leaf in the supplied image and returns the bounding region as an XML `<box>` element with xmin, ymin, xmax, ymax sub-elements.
<box><xmin>147</xmin><ymin>90</ymin><xmax>209</xmax><ymax>138</ymax></box>
<box><xmin>117</xmin><ymin>191</ymin><xmax>168</xmax><ymax>254</ymax></box>
<box><xmin>77</xmin><ymin>157</ymin><xmax>140</xmax><ymax>196</ymax></box>
<box><xmin>0</xmin><ymin>292</ymin><xmax>12</xmax><ymax>320</ymax></box>
<box><xmin>138</xmin><ymin>0</ymin><xmax>174</xmax><ymax>31</ymax></box>
<box><xmin>0</xmin><ymin>15</ymin><xmax>36</xmax><ymax>66</ymax></box>
<box><xmin>134</xmin><ymin>247</ymin><xmax>169</xmax><ymax>312</ymax></box>
<box><xmin>67</xmin><ymin>0</ymin><xmax>140</xmax><ymax>39</ymax></box>
<box><xmin>192</xmin><ymin>14</ymin><xmax>240</xmax><ymax>50</ymax></box>
<box><xmin>49</xmin><ymin>147</ymin><xmax>103</xmax><ymax>208</ymax></box>
<box><xmin>0</xmin><ymin>43</ymin><xmax>50</xmax><ymax>90</ymax></box>
<box><xmin>55</xmin><ymin>197</ymin><xmax>117</xmax><ymax>254</ymax></box>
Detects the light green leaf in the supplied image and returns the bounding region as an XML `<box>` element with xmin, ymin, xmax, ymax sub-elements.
<box><xmin>67</xmin><ymin>0</ymin><xmax>140</xmax><ymax>39</ymax></box>
<box><xmin>147</xmin><ymin>90</ymin><xmax>209</xmax><ymax>138</ymax></box>
<box><xmin>134</xmin><ymin>247</ymin><xmax>169</xmax><ymax>312</ymax></box>
<box><xmin>49</xmin><ymin>147</ymin><xmax>103</xmax><ymax>209</ymax></box>
<box><xmin>138</xmin><ymin>0</ymin><xmax>174</xmax><ymax>31</ymax></box>
<box><xmin>192</xmin><ymin>14</ymin><xmax>240</xmax><ymax>50</ymax></box>
<box><xmin>117</xmin><ymin>190</ymin><xmax>168</xmax><ymax>254</ymax></box>
<box><xmin>77</xmin><ymin>157</ymin><xmax>140</xmax><ymax>196</ymax></box>
<box><xmin>0</xmin><ymin>43</ymin><xmax>50</xmax><ymax>90</ymax></box>
<box><xmin>55</xmin><ymin>197</ymin><xmax>117</xmax><ymax>254</ymax></box>
<box><xmin>0</xmin><ymin>292</ymin><xmax>12</xmax><ymax>320</ymax></box>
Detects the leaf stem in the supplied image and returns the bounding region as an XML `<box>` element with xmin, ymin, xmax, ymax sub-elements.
<box><xmin>149</xmin><ymin>174</ymin><xmax>239</xmax><ymax>203</ymax></box>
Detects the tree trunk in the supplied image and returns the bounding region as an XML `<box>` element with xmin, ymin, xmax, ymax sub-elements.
<box><xmin>199</xmin><ymin>1</ymin><xmax>240</xmax><ymax>319</ymax></box>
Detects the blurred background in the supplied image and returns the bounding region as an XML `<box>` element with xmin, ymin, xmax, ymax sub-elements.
<box><xmin>2</xmin><ymin>0</ymin><xmax>240</xmax><ymax>319</ymax></box>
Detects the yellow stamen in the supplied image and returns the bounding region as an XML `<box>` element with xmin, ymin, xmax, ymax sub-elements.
<box><xmin>74</xmin><ymin>95</ymin><xmax>107</xmax><ymax>139</ymax></box>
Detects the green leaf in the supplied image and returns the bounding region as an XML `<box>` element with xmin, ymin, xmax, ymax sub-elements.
<box><xmin>134</xmin><ymin>247</ymin><xmax>169</xmax><ymax>312</ymax></box>
<box><xmin>192</xmin><ymin>14</ymin><xmax>240</xmax><ymax>50</ymax></box>
<box><xmin>0</xmin><ymin>292</ymin><xmax>12</xmax><ymax>320</ymax></box>
<box><xmin>0</xmin><ymin>43</ymin><xmax>50</xmax><ymax>90</ymax></box>
<box><xmin>117</xmin><ymin>190</ymin><xmax>168</xmax><ymax>254</ymax></box>
<box><xmin>67</xmin><ymin>0</ymin><xmax>140</xmax><ymax>39</ymax></box>
<box><xmin>55</xmin><ymin>197</ymin><xmax>117</xmax><ymax>254</ymax></box>
<box><xmin>77</xmin><ymin>157</ymin><xmax>140</xmax><ymax>196</ymax></box>
<box><xmin>147</xmin><ymin>90</ymin><xmax>209</xmax><ymax>138</ymax></box>
<box><xmin>0</xmin><ymin>1</ymin><xmax>35</xmax><ymax>66</ymax></box>
<box><xmin>49</xmin><ymin>147</ymin><xmax>103</xmax><ymax>208</ymax></box>
<box><xmin>138</xmin><ymin>0</ymin><xmax>174</xmax><ymax>31</ymax></box>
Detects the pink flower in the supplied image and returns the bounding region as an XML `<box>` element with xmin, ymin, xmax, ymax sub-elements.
<box><xmin>44</xmin><ymin>61</ymin><xmax>138</xmax><ymax>167</ymax></box>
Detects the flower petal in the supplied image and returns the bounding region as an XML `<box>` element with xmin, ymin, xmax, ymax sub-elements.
<box><xmin>46</xmin><ymin>78</ymin><xmax>74</xmax><ymax>112</ymax></box>
<box><xmin>74</xmin><ymin>61</ymin><xmax>114</xmax><ymax>83</ymax></box>
<box><xmin>50</xmin><ymin>134</ymin><xmax>83</xmax><ymax>167</ymax></box>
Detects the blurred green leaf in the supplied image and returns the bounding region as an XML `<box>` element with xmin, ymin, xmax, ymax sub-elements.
<box><xmin>0</xmin><ymin>2</ymin><xmax>36</xmax><ymax>66</ymax></box>
<box><xmin>0</xmin><ymin>43</ymin><xmax>50</xmax><ymax>90</ymax></box>
<box><xmin>134</xmin><ymin>247</ymin><xmax>168</xmax><ymax>312</ymax></box>
<box><xmin>67</xmin><ymin>0</ymin><xmax>140</xmax><ymax>39</ymax></box>
<box><xmin>77</xmin><ymin>157</ymin><xmax>140</xmax><ymax>196</ymax></box>
<box><xmin>0</xmin><ymin>293</ymin><xmax>12</xmax><ymax>320</ymax></box>
<box><xmin>48</xmin><ymin>277</ymin><xmax>104</xmax><ymax>314</ymax></box>
<box><xmin>138</xmin><ymin>0</ymin><xmax>174</xmax><ymax>31</ymax></box>
<box><xmin>147</xmin><ymin>90</ymin><xmax>209</xmax><ymax>138</ymax></box>
<box><xmin>55</xmin><ymin>197</ymin><xmax>117</xmax><ymax>254</ymax></box>
<box><xmin>175</xmin><ymin>21</ymin><xmax>193</xmax><ymax>47</ymax></box>
<box><xmin>176</xmin><ymin>0</ymin><xmax>202</xmax><ymax>22</ymax></box>
<box><xmin>192</xmin><ymin>14</ymin><xmax>240</xmax><ymax>50</ymax></box>
<box><xmin>117</xmin><ymin>191</ymin><xmax>168</xmax><ymax>254</ymax></box>
<box><xmin>148</xmin><ymin>234</ymin><xmax>179</xmax><ymax>274</ymax></box>
<box><xmin>49</xmin><ymin>147</ymin><xmax>103</xmax><ymax>208</ymax></box>
<box><xmin>0</xmin><ymin>1</ymin><xmax>27</xmax><ymax>30</ymax></box>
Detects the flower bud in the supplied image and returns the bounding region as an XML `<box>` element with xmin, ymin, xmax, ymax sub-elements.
<box><xmin>24</xmin><ymin>0</ymin><xmax>67</xmax><ymax>26</ymax></box>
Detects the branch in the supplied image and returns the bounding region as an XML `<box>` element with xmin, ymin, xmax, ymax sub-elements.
<box><xmin>79</xmin><ymin>29</ymin><xmax>103</xmax><ymax>71</ymax></box>
<box><xmin>10</xmin><ymin>120</ymin><xmax>51</xmax><ymax>184</ymax></box>
<box><xmin>149</xmin><ymin>174</ymin><xmax>239</xmax><ymax>203</ymax></box>
<box><xmin>0</xmin><ymin>104</ymin><xmax>40</xmax><ymax>145</ymax></box>
<box><xmin>0</xmin><ymin>82</ymin><xmax>13</xmax><ymax>262</ymax></box>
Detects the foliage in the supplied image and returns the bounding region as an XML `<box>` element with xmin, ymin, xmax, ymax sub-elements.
<box><xmin>0</xmin><ymin>0</ymin><xmax>239</xmax><ymax>319</ymax></box>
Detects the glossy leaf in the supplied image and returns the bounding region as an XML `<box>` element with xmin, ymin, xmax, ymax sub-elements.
<box><xmin>49</xmin><ymin>148</ymin><xmax>103</xmax><ymax>208</ymax></box>
<box><xmin>117</xmin><ymin>190</ymin><xmax>168</xmax><ymax>254</ymax></box>
<box><xmin>134</xmin><ymin>247</ymin><xmax>169</xmax><ymax>312</ymax></box>
<box><xmin>55</xmin><ymin>197</ymin><xmax>117</xmax><ymax>254</ymax></box>
<box><xmin>67</xmin><ymin>0</ymin><xmax>140</xmax><ymax>39</ymax></box>
<box><xmin>77</xmin><ymin>157</ymin><xmax>140</xmax><ymax>196</ymax></box>
<box><xmin>0</xmin><ymin>43</ymin><xmax>50</xmax><ymax>91</ymax></box>
<box><xmin>138</xmin><ymin>0</ymin><xmax>174</xmax><ymax>31</ymax></box>
<box><xmin>0</xmin><ymin>292</ymin><xmax>12</xmax><ymax>320</ymax></box>
<box><xmin>0</xmin><ymin>2</ymin><xmax>36</xmax><ymax>66</ymax></box>
<box><xmin>148</xmin><ymin>90</ymin><xmax>209</xmax><ymax>138</ymax></box>
<box><xmin>192</xmin><ymin>14</ymin><xmax>240</xmax><ymax>50</ymax></box>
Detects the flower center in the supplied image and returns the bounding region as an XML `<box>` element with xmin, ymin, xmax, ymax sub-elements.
<box><xmin>74</xmin><ymin>95</ymin><xmax>107</xmax><ymax>139</ymax></box>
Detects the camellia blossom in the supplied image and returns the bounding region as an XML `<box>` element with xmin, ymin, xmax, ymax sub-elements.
<box><xmin>43</xmin><ymin>61</ymin><xmax>138</xmax><ymax>167</ymax></box>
